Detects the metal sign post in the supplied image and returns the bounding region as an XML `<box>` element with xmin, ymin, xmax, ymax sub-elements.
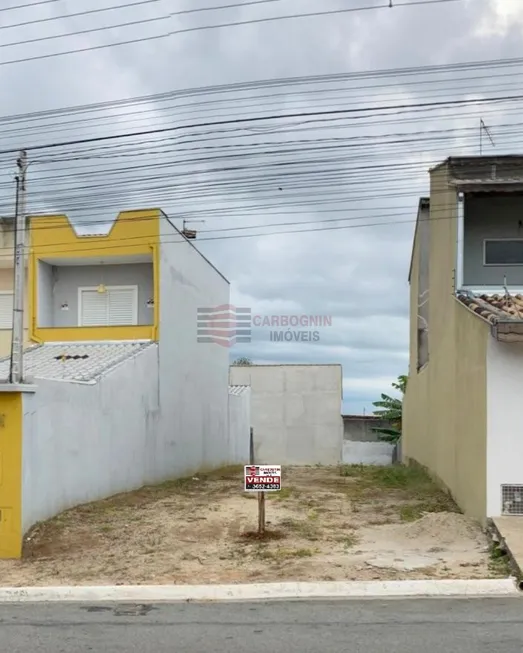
<box><xmin>249</xmin><ymin>428</ymin><xmax>265</xmax><ymax>534</ymax></box>
<box><xmin>257</xmin><ymin>491</ymin><xmax>266</xmax><ymax>535</ymax></box>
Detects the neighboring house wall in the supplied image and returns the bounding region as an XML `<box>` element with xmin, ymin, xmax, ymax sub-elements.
<box><xmin>342</xmin><ymin>416</ymin><xmax>391</xmax><ymax>442</ymax></box>
<box><xmin>342</xmin><ymin>416</ymin><xmax>394</xmax><ymax>466</ymax></box>
<box><xmin>486</xmin><ymin>339</ymin><xmax>523</xmax><ymax>518</ymax></box>
<box><xmin>228</xmin><ymin>386</ymin><xmax>251</xmax><ymax>465</ymax></box>
<box><xmin>463</xmin><ymin>194</ymin><xmax>523</xmax><ymax>286</ymax></box>
<box><xmin>156</xmin><ymin>216</ymin><xmax>230</xmax><ymax>478</ymax></box>
<box><xmin>37</xmin><ymin>262</ymin><xmax>154</xmax><ymax>327</ymax></box>
<box><xmin>342</xmin><ymin>441</ymin><xmax>394</xmax><ymax>466</ymax></box>
<box><xmin>21</xmin><ymin>345</ymin><xmax>160</xmax><ymax>531</ymax></box>
<box><xmin>417</xmin><ymin>201</ymin><xmax>430</xmax><ymax>368</ymax></box>
<box><xmin>0</xmin><ymin>267</ymin><xmax>29</xmax><ymax>356</ymax></box>
<box><xmin>37</xmin><ymin>261</ymin><xmax>53</xmax><ymax>328</ymax></box>
<box><xmin>229</xmin><ymin>364</ymin><xmax>343</xmax><ymax>465</ymax></box>
<box><xmin>403</xmin><ymin>164</ymin><xmax>488</xmax><ymax>523</ymax></box>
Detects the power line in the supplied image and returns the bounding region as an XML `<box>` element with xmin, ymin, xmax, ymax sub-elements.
<box><xmin>0</xmin><ymin>162</ymin><xmax>502</xmax><ymax>238</ymax></box>
<box><xmin>3</xmin><ymin>0</ymin><xmax>289</xmax><ymax>31</ymax></box>
<box><xmin>1</xmin><ymin>75</ymin><xmax>521</xmax><ymax>145</ymax></box>
<box><xmin>0</xmin><ymin>0</ymin><xmax>462</xmax><ymax>66</ymax></box>
<box><xmin>2</xmin><ymin>15</ymin><xmax>169</xmax><ymax>50</ymax></box>
<box><xmin>23</xmin><ymin>134</ymin><xmax>523</xmax><ymax>197</ymax></box>
<box><xmin>13</xmin><ymin>101</ymin><xmax>522</xmax><ymax>166</ymax></box>
<box><xmin>0</xmin><ymin>49</ymin><xmax>520</xmax><ymax>260</ymax></box>
<box><xmin>2</xmin><ymin>91</ymin><xmax>521</xmax><ymax>155</ymax></box>
<box><xmin>169</xmin><ymin>0</ymin><xmax>291</xmax><ymax>16</ymax></box>
<box><xmin>0</xmin><ymin>0</ymin><xmax>65</xmax><ymax>13</ymax></box>
<box><xmin>1</xmin><ymin>52</ymin><xmax>521</xmax><ymax>127</ymax></box>
<box><xmin>16</xmin><ymin>95</ymin><xmax>512</xmax><ymax>175</ymax></box>
<box><xmin>2</xmin><ymin>117</ymin><xmax>522</xmax><ymax>213</ymax></box>
<box><xmin>15</xmin><ymin>123</ymin><xmax>508</xmax><ymax>183</ymax></box>
<box><xmin>0</xmin><ymin>143</ymin><xmax>518</xmax><ymax>233</ymax></box>
<box><xmin>1</xmin><ymin>0</ymin><xmax>164</xmax><ymax>31</ymax></box>
<box><xmin>0</xmin><ymin>198</ymin><xmax>493</xmax><ymax>259</ymax></box>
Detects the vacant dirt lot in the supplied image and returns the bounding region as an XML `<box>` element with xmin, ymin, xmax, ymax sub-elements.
<box><xmin>0</xmin><ymin>465</ymin><xmax>507</xmax><ymax>586</ymax></box>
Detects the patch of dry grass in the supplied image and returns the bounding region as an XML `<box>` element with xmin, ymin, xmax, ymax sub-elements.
<box><xmin>253</xmin><ymin>546</ymin><xmax>318</xmax><ymax>561</ymax></box>
<box><xmin>340</xmin><ymin>464</ymin><xmax>459</xmax><ymax>515</ymax></box>
<box><xmin>278</xmin><ymin>518</ymin><xmax>321</xmax><ymax>541</ymax></box>
<box><xmin>2</xmin><ymin>463</ymin><xmax>497</xmax><ymax>587</ymax></box>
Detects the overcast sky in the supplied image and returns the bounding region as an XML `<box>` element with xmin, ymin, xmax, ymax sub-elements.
<box><xmin>0</xmin><ymin>0</ymin><xmax>522</xmax><ymax>413</ymax></box>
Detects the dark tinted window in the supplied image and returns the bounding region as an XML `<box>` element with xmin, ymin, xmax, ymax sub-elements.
<box><xmin>484</xmin><ymin>240</ymin><xmax>523</xmax><ymax>265</ymax></box>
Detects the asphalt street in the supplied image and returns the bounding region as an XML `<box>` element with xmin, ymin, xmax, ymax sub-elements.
<box><xmin>0</xmin><ymin>597</ymin><xmax>522</xmax><ymax>652</ymax></box>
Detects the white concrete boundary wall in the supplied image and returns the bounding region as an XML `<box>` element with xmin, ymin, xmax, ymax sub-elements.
<box><xmin>230</xmin><ymin>364</ymin><xmax>343</xmax><ymax>465</ymax></box>
<box><xmin>157</xmin><ymin>218</ymin><xmax>230</xmax><ymax>478</ymax></box>
<box><xmin>487</xmin><ymin>339</ymin><xmax>523</xmax><ymax>517</ymax></box>
<box><xmin>342</xmin><ymin>441</ymin><xmax>394</xmax><ymax>466</ymax></box>
<box><xmin>228</xmin><ymin>386</ymin><xmax>251</xmax><ymax>465</ymax></box>
<box><xmin>21</xmin><ymin>224</ymin><xmax>233</xmax><ymax>534</ymax></box>
<box><xmin>22</xmin><ymin>345</ymin><xmax>160</xmax><ymax>532</ymax></box>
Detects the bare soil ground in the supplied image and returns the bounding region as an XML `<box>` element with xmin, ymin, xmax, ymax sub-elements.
<box><xmin>0</xmin><ymin>465</ymin><xmax>508</xmax><ymax>586</ymax></box>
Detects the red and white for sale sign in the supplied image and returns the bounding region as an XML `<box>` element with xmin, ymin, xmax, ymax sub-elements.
<box><xmin>244</xmin><ymin>465</ymin><xmax>281</xmax><ymax>492</ymax></box>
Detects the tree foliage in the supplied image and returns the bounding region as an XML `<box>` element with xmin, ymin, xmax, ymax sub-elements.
<box><xmin>372</xmin><ymin>374</ymin><xmax>407</xmax><ymax>444</ymax></box>
<box><xmin>233</xmin><ymin>357</ymin><xmax>252</xmax><ymax>365</ymax></box>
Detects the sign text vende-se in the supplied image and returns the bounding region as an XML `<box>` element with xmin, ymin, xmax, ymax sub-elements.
<box><xmin>244</xmin><ymin>465</ymin><xmax>281</xmax><ymax>491</ymax></box>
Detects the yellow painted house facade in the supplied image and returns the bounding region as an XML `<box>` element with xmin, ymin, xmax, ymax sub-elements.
<box><xmin>0</xmin><ymin>209</ymin><xmax>162</xmax><ymax>353</ymax></box>
<box><xmin>404</xmin><ymin>155</ymin><xmax>523</xmax><ymax>525</ymax></box>
<box><xmin>28</xmin><ymin>208</ymin><xmax>161</xmax><ymax>343</ymax></box>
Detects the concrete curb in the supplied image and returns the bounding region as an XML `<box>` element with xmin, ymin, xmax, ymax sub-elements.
<box><xmin>0</xmin><ymin>579</ymin><xmax>519</xmax><ymax>603</ymax></box>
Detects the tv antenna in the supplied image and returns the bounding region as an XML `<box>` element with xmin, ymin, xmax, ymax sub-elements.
<box><xmin>182</xmin><ymin>219</ymin><xmax>205</xmax><ymax>240</ymax></box>
<box><xmin>479</xmin><ymin>118</ymin><xmax>494</xmax><ymax>155</ymax></box>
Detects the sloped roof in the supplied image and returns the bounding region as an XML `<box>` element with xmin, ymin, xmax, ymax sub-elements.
<box><xmin>0</xmin><ymin>341</ymin><xmax>156</xmax><ymax>383</ymax></box>
<box><xmin>456</xmin><ymin>291</ymin><xmax>523</xmax><ymax>342</ymax></box>
<box><xmin>456</xmin><ymin>292</ymin><xmax>523</xmax><ymax>324</ymax></box>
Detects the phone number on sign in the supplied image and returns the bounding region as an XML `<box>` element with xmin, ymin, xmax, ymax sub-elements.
<box><xmin>246</xmin><ymin>483</ymin><xmax>281</xmax><ymax>490</ymax></box>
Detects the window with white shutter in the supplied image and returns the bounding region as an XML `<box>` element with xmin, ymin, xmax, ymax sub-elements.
<box><xmin>78</xmin><ymin>286</ymin><xmax>138</xmax><ymax>326</ymax></box>
<box><xmin>107</xmin><ymin>287</ymin><xmax>137</xmax><ymax>325</ymax></box>
<box><xmin>0</xmin><ymin>292</ymin><xmax>13</xmax><ymax>329</ymax></box>
<box><xmin>80</xmin><ymin>290</ymin><xmax>108</xmax><ymax>326</ymax></box>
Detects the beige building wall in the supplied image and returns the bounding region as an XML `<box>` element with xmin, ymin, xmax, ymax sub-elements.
<box><xmin>403</xmin><ymin>164</ymin><xmax>489</xmax><ymax>523</ymax></box>
<box><xmin>0</xmin><ymin>267</ymin><xmax>30</xmax><ymax>358</ymax></box>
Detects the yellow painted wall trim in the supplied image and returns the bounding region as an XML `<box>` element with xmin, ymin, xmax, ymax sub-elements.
<box><xmin>0</xmin><ymin>392</ymin><xmax>23</xmax><ymax>559</ymax></box>
<box><xmin>29</xmin><ymin>209</ymin><xmax>160</xmax><ymax>258</ymax></box>
<box><xmin>0</xmin><ymin>329</ymin><xmax>31</xmax><ymax>358</ymax></box>
<box><xmin>151</xmin><ymin>244</ymin><xmax>160</xmax><ymax>340</ymax></box>
<box><xmin>28</xmin><ymin>210</ymin><xmax>161</xmax><ymax>343</ymax></box>
<box><xmin>33</xmin><ymin>325</ymin><xmax>155</xmax><ymax>342</ymax></box>
<box><xmin>29</xmin><ymin>252</ymin><xmax>37</xmax><ymax>342</ymax></box>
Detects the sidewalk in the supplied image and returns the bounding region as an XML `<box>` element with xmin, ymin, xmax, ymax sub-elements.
<box><xmin>0</xmin><ymin>579</ymin><xmax>518</xmax><ymax>603</ymax></box>
<box><xmin>490</xmin><ymin>517</ymin><xmax>523</xmax><ymax>584</ymax></box>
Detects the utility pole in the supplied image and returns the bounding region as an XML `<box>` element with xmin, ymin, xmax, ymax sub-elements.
<box><xmin>9</xmin><ymin>150</ymin><xmax>28</xmax><ymax>384</ymax></box>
